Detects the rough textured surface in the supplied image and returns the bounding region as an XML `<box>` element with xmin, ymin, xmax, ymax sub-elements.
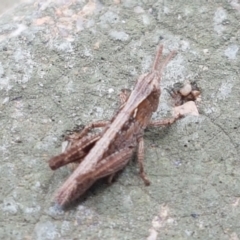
<box><xmin>0</xmin><ymin>0</ymin><xmax>240</xmax><ymax>239</ymax></box>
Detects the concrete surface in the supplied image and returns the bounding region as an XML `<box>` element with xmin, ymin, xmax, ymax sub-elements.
<box><xmin>0</xmin><ymin>0</ymin><xmax>240</xmax><ymax>239</ymax></box>
<box><xmin>0</xmin><ymin>0</ymin><xmax>27</xmax><ymax>15</ymax></box>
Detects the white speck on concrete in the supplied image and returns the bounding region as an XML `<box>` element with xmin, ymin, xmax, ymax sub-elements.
<box><xmin>0</xmin><ymin>62</ymin><xmax>4</xmax><ymax>76</ymax></box>
<box><xmin>141</xmin><ymin>55</ymin><xmax>152</xmax><ymax>73</ymax></box>
<box><xmin>60</xmin><ymin>221</ymin><xmax>70</xmax><ymax>234</ymax></box>
<box><xmin>147</xmin><ymin>204</ymin><xmax>176</xmax><ymax>240</ymax></box>
<box><xmin>2</xmin><ymin>97</ymin><xmax>9</xmax><ymax>104</ymax></box>
<box><xmin>203</xmin><ymin>49</ymin><xmax>209</xmax><ymax>55</ymax></box>
<box><xmin>183</xmin><ymin>6</ymin><xmax>194</xmax><ymax>15</ymax></box>
<box><xmin>94</xmin><ymin>106</ymin><xmax>104</xmax><ymax>117</ymax></box>
<box><xmin>134</xmin><ymin>6</ymin><xmax>144</xmax><ymax>14</ymax></box>
<box><xmin>34</xmin><ymin>181</ymin><xmax>41</xmax><ymax>189</ymax></box>
<box><xmin>163</xmin><ymin>6</ymin><xmax>170</xmax><ymax>14</ymax></box>
<box><xmin>217</xmin><ymin>80</ymin><xmax>233</xmax><ymax>100</ymax></box>
<box><xmin>230</xmin><ymin>0</ymin><xmax>240</xmax><ymax>12</ymax></box>
<box><xmin>185</xmin><ymin>229</ymin><xmax>193</xmax><ymax>236</ymax></box>
<box><xmin>108</xmin><ymin>88</ymin><xmax>114</xmax><ymax>93</ymax></box>
<box><xmin>54</xmin><ymin>41</ymin><xmax>73</xmax><ymax>52</ymax></box>
<box><xmin>24</xmin><ymin>205</ymin><xmax>41</xmax><ymax>214</ymax></box>
<box><xmin>213</xmin><ymin>7</ymin><xmax>227</xmax><ymax>34</ymax></box>
<box><xmin>142</xmin><ymin>14</ymin><xmax>150</xmax><ymax>25</ymax></box>
<box><xmin>224</xmin><ymin>45</ymin><xmax>239</xmax><ymax>60</ymax></box>
<box><xmin>11</xmin><ymin>100</ymin><xmax>24</xmax><ymax>118</ymax></box>
<box><xmin>0</xmin><ymin>144</ymin><xmax>10</xmax><ymax>158</ymax></box>
<box><xmin>14</xmin><ymin>48</ymin><xmax>24</xmax><ymax>62</ymax></box>
<box><xmin>86</xmin><ymin>19</ymin><xmax>95</xmax><ymax>28</ymax></box>
<box><xmin>9</xmin><ymin>24</ymin><xmax>27</xmax><ymax>37</ymax></box>
<box><xmin>83</xmin><ymin>46</ymin><xmax>93</xmax><ymax>57</ymax></box>
<box><xmin>204</xmin><ymin>105</ymin><xmax>217</xmax><ymax>114</ymax></box>
<box><xmin>109</xmin><ymin>30</ymin><xmax>129</xmax><ymax>41</ymax></box>
<box><xmin>123</xmin><ymin>195</ymin><xmax>133</xmax><ymax>209</ymax></box>
<box><xmin>99</xmin><ymin>11</ymin><xmax>119</xmax><ymax>25</ymax></box>
<box><xmin>66</xmin><ymin>80</ymin><xmax>74</xmax><ymax>93</ymax></box>
<box><xmin>34</xmin><ymin>221</ymin><xmax>60</xmax><ymax>240</ymax></box>
<box><xmin>1</xmin><ymin>199</ymin><xmax>18</xmax><ymax>214</ymax></box>
<box><xmin>214</xmin><ymin>7</ymin><xmax>227</xmax><ymax>23</ymax></box>
<box><xmin>0</xmin><ymin>77</ymin><xmax>12</xmax><ymax>91</ymax></box>
<box><xmin>163</xmin><ymin>54</ymin><xmax>186</xmax><ymax>83</ymax></box>
<box><xmin>76</xmin><ymin>17</ymin><xmax>84</xmax><ymax>31</ymax></box>
<box><xmin>47</xmin><ymin>204</ymin><xmax>65</xmax><ymax>217</ymax></box>
<box><xmin>13</xmin><ymin>48</ymin><xmax>35</xmax><ymax>83</ymax></box>
<box><xmin>180</xmin><ymin>40</ymin><xmax>190</xmax><ymax>51</ymax></box>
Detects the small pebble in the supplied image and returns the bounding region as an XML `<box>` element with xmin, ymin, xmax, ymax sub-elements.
<box><xmin>179</xmin><ymin>83</ymin><xmax>192</xmax><ymax>96</ymax></box>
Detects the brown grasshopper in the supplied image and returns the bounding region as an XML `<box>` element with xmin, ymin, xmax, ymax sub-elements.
<box><xmin>49</xmin><ymin>45</ymin><xmax>181</xmax><ymax>207</ymax></box>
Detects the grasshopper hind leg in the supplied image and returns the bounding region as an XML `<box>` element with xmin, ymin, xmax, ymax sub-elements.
<box><xmin>137</xmin><ymin>136</ymin><xmax>150</xmax><ymax>186</ymax></box>
<box><xmin>55</xmin><ymin>147</ymin><xmax>135</xmax><ymax>206</ymax></box>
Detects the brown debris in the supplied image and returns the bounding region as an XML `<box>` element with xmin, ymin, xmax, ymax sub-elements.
<box><xmin>170</xmin><ymin>81</ymin><xmax>201</xmax><ymax>116</ymax></box>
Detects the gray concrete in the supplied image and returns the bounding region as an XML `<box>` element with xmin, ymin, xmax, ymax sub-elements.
<box><xmin>0</xmin><ymin>0</ymin><xmax>240</xmax><ymax>239</ymax></box>
<box><xmin>0</xmin><ymin>0</ymin><xmax>25</xmax><ymax>15</ymax></box>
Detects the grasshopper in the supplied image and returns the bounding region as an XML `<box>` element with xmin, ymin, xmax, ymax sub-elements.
<box><xmin>48</xmin><ymin>45</ymin><xmax>181</xmax><ymax>207</ymax></box>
